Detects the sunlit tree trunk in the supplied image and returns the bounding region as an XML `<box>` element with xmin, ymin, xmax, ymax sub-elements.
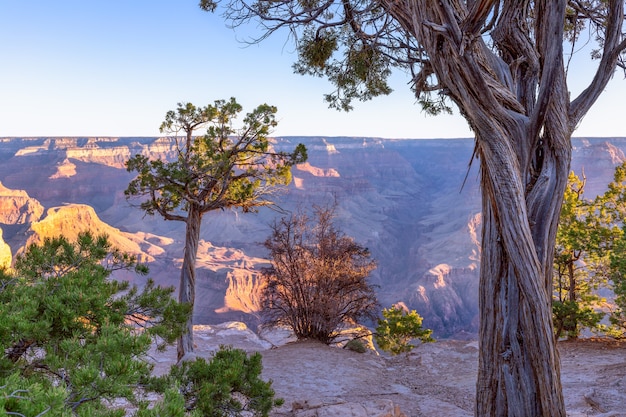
<box><xmin>568</xmin><ymin>260</ymin><xmax>576</xmax><ymax>303</ymax></box>
<box><xmin>177</xmin><ymin>204</ymin><xmax>202</xmax><ymax>361</ymax></box>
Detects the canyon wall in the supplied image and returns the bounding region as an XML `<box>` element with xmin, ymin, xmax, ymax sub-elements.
<box><xmin>0</xmin><ymin>136</ymin><xmax>623</xmax><ymax>337</ymax></box>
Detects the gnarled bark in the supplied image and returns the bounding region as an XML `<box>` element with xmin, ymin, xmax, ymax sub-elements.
<box><xmin>177</xmin><ymin>205</ymin><xmax>202</xmax><ymax>361</ymax></box>
<box><xmin>383</xmin><ymin>1</ymin><xmax>571</xmax><ymax>415</ymax></box>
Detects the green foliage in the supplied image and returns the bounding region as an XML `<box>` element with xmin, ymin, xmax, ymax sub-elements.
<box><xmin>590</xmin><ymin>163</ymin><xmax>626</xmax><ymax>337</ymax></box>
<box><xmin>292</xmin><ymin>27</ymin><xmax>392</xmax><ymax>112</ymax></box>
<box><xmin>0</xmin><ymin>373</ymin><xmax>70</xmax><ymax>417</ymax></box>
<box><xmin>151</xmin><ymin>346</ymin><xmax>282</xmax><ymax>417</ymax></box>
<box><xmin>125</xmin><ymin>99</ymin><xmax>307</xmax><ymax>219</ymax></box>
<box><xmin>552</xmin><ymin>300</ymin><xmax>603</xmax><ymax>340</ymax></box>
<box><xmin>344</xmin><ymin>338</ymin><xmax>367</xmax><ymax>353</ymax></box>
<box><xmin>610</xmin><ymin>227</ymin><xmax>626</xmax><ymax>333</ymax></box>
<box><xmin>122</xmin><ymin>278</ymin><xmax>192</xmax><ymax>351</ymax></box>
<box><xmin>135</xmin><ymin>388</ymin><xmax>187</xmax><ymax>417</ymax></box>
<box><xmin>295</xmin><ymin>29</ymin><xmax>338</xmax><ymax>71</ymax></box>
<box><xmin>418</xmin><ymin>91</ymin><xmax>454</xmax><ymax>116</ymax></box>
<box><xmin>552</xmin><ymin>171</ymin><xmax>619</xmax><ymax>338</ymax></box>
<box><xmin>375</xmin><ymin>306</ymin><xmax>433</xmax><ymax>355</ymax></box>
<box><xmin>262</xmin><ymin>204</ymin><xmax>379</xmax><ymax>344</ymax></box>
<box><xmin>552</xmin><ymin>163</ymin><xmax>626</xmax><ymax>338</ymax></box>
<box><xmin>198</xmin><ymin>0</ymin><xmax>217</xmax><ymax>12</ymax></box>
<box><xmin>0</xmin><ymin>232</ymin><xmax>189</xmax><ymax>415</ymax></box>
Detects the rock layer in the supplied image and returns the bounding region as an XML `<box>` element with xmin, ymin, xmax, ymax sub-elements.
<box><xmin>0</xmin><ymin>136</ymin><xmax>625</xmax><ymax>337</ymax></box>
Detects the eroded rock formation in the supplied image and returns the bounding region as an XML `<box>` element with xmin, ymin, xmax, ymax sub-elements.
<box><xmin>0</xmin><ymin>136</ymin><xmax>624</xmax><ymax>337</ymax></box>
<box><xmin>0</xmin><ymin>181</ymin><xmax>44</xmax><ymax>224</ymax></box>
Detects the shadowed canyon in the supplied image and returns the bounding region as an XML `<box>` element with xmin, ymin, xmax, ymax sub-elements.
<box><xmin>0</xmin><ymin>136</ymin><xmax>624</xmax><ymax>339</ymax></box>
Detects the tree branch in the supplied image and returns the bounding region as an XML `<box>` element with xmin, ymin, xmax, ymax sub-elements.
<box><xmin>569</xmin><ymin>0</ymin><xmax>626</xmax><ymax>128</ymax></box>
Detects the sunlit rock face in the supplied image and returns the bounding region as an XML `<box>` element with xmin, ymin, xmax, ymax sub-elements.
<box><xmin>22</xmin><ymin>204</ymin><xmax>164</xmax><ymax>263</ymax></box>
<box><xmin>409</xmin><ymin>264</ymin><xmax>480</xmax><ymax>337</ymax></box>
<box><xmin>0</xmin><ymin>182</ymin><xmax>44</xmax><ymax>224</ymax></box>
<box><xmin>0</xmin><ymin>136</ymin><xmax>624</xmax><ymax>337</ymax></box>
<box><xmin>0</xmin><ymin>228</ymin><xmax>12</xmax><ymax>268</ymax></box>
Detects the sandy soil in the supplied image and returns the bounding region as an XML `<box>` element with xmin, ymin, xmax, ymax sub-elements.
<box><xmin>147</xmin><ymin>324</ymin><xmax>626</xmax><ymax>417</ymax></box>
<box><xmin>259</xmin><ymin>338</ymin><xmax>626</xmax><ymax>417</ymax></box>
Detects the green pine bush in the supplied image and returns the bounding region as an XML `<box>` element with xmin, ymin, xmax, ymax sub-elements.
<box><xmin>150</xmin><ymin>346</ymin><xmax>283</xmax><ymax>417</ymax></box>
<box><xmin>0</xmin><ymin>232</ymin><xmax>189</xmax><ymax>416</ymax></box>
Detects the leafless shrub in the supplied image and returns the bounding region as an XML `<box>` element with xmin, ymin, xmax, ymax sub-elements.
<box><xmin>261</xmin><ymin>204</ymin><xmax>379</xmax><ymax>344</ymax></box>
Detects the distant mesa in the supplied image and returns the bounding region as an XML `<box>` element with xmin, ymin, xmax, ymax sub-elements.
<box><xmin>323</xmin><ymin>138</ymin><xmax>339</xmax><ymax>154</ymax></box>
<box><xmin>49</xmin><ymin>158</ymin><xmax>77</xmax><ymax>179</ymax></box>
<box><xmin>295</xmin><ymin>162</ymin><xmax>340</xmax><ymax>178</ymax></box>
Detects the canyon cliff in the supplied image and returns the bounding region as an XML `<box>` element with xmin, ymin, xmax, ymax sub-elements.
<box><xmin>0</xmin><ymin>136</ymin><xmax>623</xmax><ymax>337</ymax></box>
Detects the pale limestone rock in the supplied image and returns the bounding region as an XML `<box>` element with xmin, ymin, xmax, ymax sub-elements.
<box><xmin>0</xmin><ymin>181</ymin><xmax>44</xmax><ymax>224</ymax></box>
<box><xmin>258</xmin><ymin>325</ymin><xmax>298</xmax><ymax>347</ymax></box>
<box><xmin>220</xmin><ymin>270</ymin><xmax>265</xmax><ymax>313</ymax></box>
<box><xmin>49</xmin><ymin>158</ymin><xmax>77</xmax><ymax>179</ymax></box>
<box><xmin>295</xmin><ymin>162</ymin><xmax>340</xmax><ymax>177</ymax></box>
<box><xmin>0</xmin><ymin>227</ymin><xmax>12</xmax><ymax>268</ymax></box>
<box><xmin>25</xmin><ymin>204</ymin><xmax>161</xmax><ymax>262</ymax></box>
<box><xmin>192</xmin><ymin>322</ymin><xmax>272</xmax><ymax>351</ymax></box>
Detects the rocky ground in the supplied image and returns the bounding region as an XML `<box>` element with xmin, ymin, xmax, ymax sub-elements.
<box><xmin>146</xmin><ymin>323</ymin><xmax>626</xmax><ymax>417</ymax></box>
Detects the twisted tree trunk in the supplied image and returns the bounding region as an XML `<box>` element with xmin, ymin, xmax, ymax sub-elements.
<box><xmin>475</xmin><ymin>132</ymin><xmax>569</xmax><ymax>416</ymax></box>
<box><xmin>177</xmin><ymin>204</ymin><xmax>202</xmax><ymax>361</ymax></box>
<box><xmin>381</xmin><ymin>0</ymin><xmax>571</xmax><ymax>414</ymax></box>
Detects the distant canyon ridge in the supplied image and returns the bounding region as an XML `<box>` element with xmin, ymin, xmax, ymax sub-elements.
<box><xmin>0</xmin><ymin>136</ymin><xmax>624</xmax><ymax>338</ymax></box>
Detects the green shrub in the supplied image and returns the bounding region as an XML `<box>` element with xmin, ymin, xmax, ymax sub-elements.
<box><xmin>375</xmin><ymin>306</ymin><xmax>434</xmax><ymax>355</ymax></box>
<box><xmin>153</xmin><ymin>346</ymin><xmax>282</xmax><ymax>417</ymax></box>
<box><xmin>552</xmin><ymin>299</ymin><xmax>603</xmax><ymax>339</ymax></box>
<box><xmin>345</xmin><ymin>338</ymin><xmax>367</xmax><ymax>353</ymax></box>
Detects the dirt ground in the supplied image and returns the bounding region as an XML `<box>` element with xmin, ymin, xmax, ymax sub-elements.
<box><xmin>147</xmin><ymin>324</ymin><xmax>626</xmax><ymax>417</ymax></box>
<box><xmin>259</xmin><ymin>338</ymin><xmax>626</xmax><ymax>417</ymax></box>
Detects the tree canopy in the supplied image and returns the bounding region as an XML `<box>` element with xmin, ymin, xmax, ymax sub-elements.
<box><xmin>553</xmin><ymin>172</ymin><xmax>615</xmax><ymax>338</ymax></box>
<box><xmin>551</xmin><ymin>162</ymin><xmax>626</xmax><ymax>339</ymax></box>
<box><xmin>203</xmin><ymin>1</ymin><xmax>626</xmax><ymax>117</ymax></box>
<box><xmin>126</xmin><ymin>99</ymin><xmax>307</xmax><ymax>218</ymax></box>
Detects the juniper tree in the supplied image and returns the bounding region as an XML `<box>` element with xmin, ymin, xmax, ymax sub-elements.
<box><xmin>610</xmin><ymin>231</ymin><xmax>626</xmax><ymax>333</ymax></box>
<box><xmin>125</xmin><ymin>99</ymin><xmax>306</xmax><ymax>360</ymax></box>
<box><xmin>202</xmin><ymin>1</ymin><xmax>626</xmax><ymax>414</ymax></box>
<box><xmin>595</xmin><ymin>162</ymin><xmax>626</xmax><ymax>335</ymax></box>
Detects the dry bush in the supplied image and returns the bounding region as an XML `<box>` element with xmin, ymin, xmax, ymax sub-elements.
<box><xmin>261</xmin><ymin>205</ymin><xmax>379</xmax><ymax>344</ymax></box>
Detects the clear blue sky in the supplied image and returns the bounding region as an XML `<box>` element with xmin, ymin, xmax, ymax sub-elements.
<box><xmin>1</xmin><ymin>1</ymin><xmax>625</xmax><ymax>139</ymax></box>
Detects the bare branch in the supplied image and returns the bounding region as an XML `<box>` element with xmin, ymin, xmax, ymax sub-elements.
<box><xmin>569</xmin><ymin>0</ymin><xmax>626</xmax><ymax>128</ymax></box>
